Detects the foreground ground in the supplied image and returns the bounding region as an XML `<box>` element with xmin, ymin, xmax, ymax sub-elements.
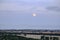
<box><xmin>0</xmin><ymin>35</ymin><xmax>39</xmax><ymax>40</ymax></box>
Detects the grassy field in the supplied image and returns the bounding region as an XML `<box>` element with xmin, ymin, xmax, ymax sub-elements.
<box><xmin>0</xmin><ymin>35</ymin><xmax>39</xmax><ymax>40</ymax></box>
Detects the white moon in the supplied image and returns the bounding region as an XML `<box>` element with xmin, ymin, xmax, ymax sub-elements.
<box><xmin>32</xmin><ymin>13</ymin><xmax>37</xmax><ymax>16</ymax></box>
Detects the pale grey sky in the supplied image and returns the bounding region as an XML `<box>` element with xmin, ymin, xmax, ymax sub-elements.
<box><xmin>0</xmin><ymin>0</ymin><xmax>60</xmax><ymax>29</ymax></box>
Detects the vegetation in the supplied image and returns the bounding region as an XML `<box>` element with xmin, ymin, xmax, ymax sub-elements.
<box><xmin>0</xmin><ymin>33</ymin><xmax>59</xmax><ymax>40</ymax></box>
<box><xmin>0</xmin><ymin>34</ymin><xmax>39</xmax><ymax>40</ymax></box>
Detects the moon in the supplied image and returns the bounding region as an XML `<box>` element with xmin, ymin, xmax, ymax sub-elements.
<box><xmin>32</xmin><ymin>13</ymin><xmax>37</xmax><ymax>17</ymax></box>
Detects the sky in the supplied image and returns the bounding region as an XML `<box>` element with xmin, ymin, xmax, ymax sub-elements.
<box><xmin>0</xmin><ymin>0</ymin><xmax>60</xmax><ymax>30</ymax></box>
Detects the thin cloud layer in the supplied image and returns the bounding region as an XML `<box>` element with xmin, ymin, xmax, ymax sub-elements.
<box><xmin>46</xmin><ymin>6</ymin><xmax>60</xmax><ymax>12</ymax></box>
<box><xmin>0</xmin><ymin>0</ymin><xmax>60</xmax><ymax>29</ymax></box>
<box><xmin>0</xmin><ymin>3</ymin><xmax>47</xmax><ymax>13</ymax></box>
<box><xmin>46</xmin><ymin>0</ymin><xmax>60</xmax><ymax>12</ymax></box>
<box><xmin>0</xmin><ymin>0</ymin><xmax>60</xmax><ymax>13</ymax></box>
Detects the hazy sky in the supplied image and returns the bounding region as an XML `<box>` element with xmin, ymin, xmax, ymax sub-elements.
<box><xmin>0</xmin><ymin>0</ymin><xmax>60</xmax><ymax>29</ymax></box>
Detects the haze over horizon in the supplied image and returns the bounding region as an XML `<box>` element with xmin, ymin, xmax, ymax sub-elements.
<box><xmin>0</xmin><ymin>0</ymin><xmax>60</xmax><ymax>30</ymax></box>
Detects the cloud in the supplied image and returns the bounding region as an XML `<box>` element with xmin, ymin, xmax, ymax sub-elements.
<box><xmin>0</xmin><ymin>0</ymin><xmax>50</xmax><ymax>12</ymax></box>
<box><xmin>0</xmin><ymin>0</ymin><xmax>60</xmax><ymax>14</ymax></box>
<box><xmin>46</xmin><ymin>6</ymin><xmax>60</xmax><ymax>12</ymax></box>
<box><xmin>46</xmin><ymin>0</ymin><xmax>60</xmax><ymax>12</ymax></box>
<box><xmin>0</xmin><ymin>2</ymin><xmax>47</xmax><ymax>13</ymax></box>
<box><xmin>0</xmin><ymin>0</ymin><xmax>60</xmax><ymax>30</ymax></box>
<box><xmin>0</xmin><ymin>3</ymin><xmax>32</xmax><ymax>11</ymax></box>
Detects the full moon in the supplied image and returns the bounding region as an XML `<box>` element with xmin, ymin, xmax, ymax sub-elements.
<box><xmin>32</xmin><ymin>13</ymin><xmax>37</xmax><ymax>16</ymax></box>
